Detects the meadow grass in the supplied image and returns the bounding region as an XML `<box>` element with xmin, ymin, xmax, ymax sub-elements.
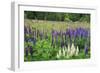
<box><xmin>24</xmin><ymin>19</ymin><xmax>90</xmax><ymax>33</ymax></box>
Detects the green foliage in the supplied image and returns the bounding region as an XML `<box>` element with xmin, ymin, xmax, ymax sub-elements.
<box><xmin>24</xmin><ymin>35</ymin><xmax>90</xmax><ymax>61</ymax></box>
<box><xmin>24</xmin><ymin>11</ymin><xmax>90</xmax><ymax>22</ymax></box>
<box><xmin>67</xmin><ymin>13</ymin><xmax>82</xmax><ymax>22</ymax></box>
<box><xmin>27</xmin><ymin>39</ymin><xmax>57</xmax><ymax>61</ymax></box>
<box><xmin>80</xmin><ymin>14</ymin><xmax>90</xmax><ymax>22</ymax></box>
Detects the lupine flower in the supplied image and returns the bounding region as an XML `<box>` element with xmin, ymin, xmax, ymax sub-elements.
<box><xmin>67</xmin><ymin>44</ymin><xmax>70</xmax><ymax>54</ymax></box>
<box><xmin>24</xmin><ymin>37</ymin><xmax>29</xmax><ymax>42</ymax></box>
<box><xmin>31</xmin><ymin>37</ymin><xmax>36</xmax><ymax>45</ymax></box>
<box><xmin>51</xmin><ymin>30</ymin><xmax>58</xmax><ymax>47</ymax></box>
<box><xmin>29</xmin><ymin>46</ymin><xmax>33</xmax><ymax>56</ymax></box>
<box><xmin>28</xmin><ymin>38</ymin><xmax>32</xmax><ymax>42</ymax></box>
<box><xmin>29</xmin><ymin>27</ymin><xmax>32</xmax><ymax>35</ymax></box>
<box><xmin>58</xmin><ymin>49</ymin><xmax>62</xmax><ymax>57</ymax></box>
<box><xmin>61</xmin><ymin>41</ymin><xmax>64</xmax><ymax>48</ymax></box>
<box><xmin>39</xmin><ymin>31</ymin><xmax>43</xmax><ymax>40</ymax></box>
<box><xmin>75</xmin><ymin>27</ymin><xmax>89</xmax><ymax>38</ymax></box>
<box><xmin>24</xmin><ymin>26</ymin><xmax>28</xmax><ymax>34</ymax></box>
<box><xmin>56</xmin><ymin>53</ymin><xmax>60</xmax><ymax>59</ymax></box>
<box><xmin>25</xmin><ymin>47</ymin><xmax>28</xmax><ymax>56</ymax></box>
<box><xmin>45</xmin><ymin>34</ymin><xmax>48</xmax><ymax>39</ymax></box>
<box><xmin>70</xmin><ymin>43</ymin><xmax>76</xmax><ymax>56</ymax></box>
<box><xmin>75</xmin><ymin>46</ymin><xmax>79</xmax><ymax>56</ymax></box>
<box><xmin>66</xmin><ymin>29</ymin><xmax>71</xmax><ymax>37</ymax></box>
<box><xmin>84</xmin><ymin>45</ymin><xmax>88</xmax><ymax>55</ymax></box>
<box><xmin>55</xmin><ymin>36</ymin><xmax>58</xmax><ymax>45</ymax></box>
<box><xmin>51</xmin><ymin>35</ymin><xmax>54</xmax><ymax>46</ymax></box>
<box><xmin>76</xmin><ymin>27</ymin><xmax>83</xmax><ymax>37</ymax></box>
<box><xmin>52</xmin><ymin>30</ymin><xmax>58</xmax><ymax>37</ymax></box>
<box><xmin>51</xmin><ymin>30</ymin><xmax>54</xmax><ymax>47</ymax></box>
<box><xmin>64</xmin><ymin>46</ymin><xmax>68</xmax><ymax>53</ymax></box>
<box><xmin>62</xmin><ymin>47</ymin><xmax>65</xmax><ymax>56</ymax></box>
<box><xmin>69</xmin><ymin>29</ymin><xmax>75</xmax><ymax>38</ymax></box>
<box><xmin>35</xmin><ymin>29</ymin><xmax>38</xmax><ymax>39</ymax></box>
<box><xmin>66</xmin><ymin>29</ymin><xmax>77</xmax><ymax>45</ymax></box>
<box><xmin>83</xmin><ymin>30</ymin><xmax>89</xmax><ymax>38</ymax></box>
<box><xmin>56</xmin><ymin>43</ymin><xmax>79</xmax><ymax>59</ymax></box>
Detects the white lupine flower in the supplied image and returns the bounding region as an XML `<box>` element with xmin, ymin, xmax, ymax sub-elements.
<box><xmin>70</xmin><ymin>43</ymin><xmax>76</xmax><ymax>56</ymax></box>
<box><xmin>75</xmin><ymin>46</ymin><xmax>79</xmax><ymax>56</ymax></box>
<box><xmin>62</xmin><ymin>47</ymin><xmax>66</xmax><ymax>56</ymax></box>
<box><xmin>66</xmin><ymin>44</ymin><xmax>71</xmax><ymax>57</ymax></box>
<box><xmin>64</xmin><ymin>47</ymin><xmax>69</xmax><ymax>58</ymax></box>
<box><xmin>58</xmin><ymin>49</ymin><xmax>62</xmax><ymax>57</ymax></box>
<box><xmin>67</xmin><ymin>44</ymin><xmax>70</xmax><ymax>55</ymax></box>
<box><xmin>57</xmin><ymin>53</ymin><xmax>60</xmax><ymax>58</ymax></box>
<box><xmin>70</xmin><ymin>50</ymin><xmax>73</xmax><ymax>57</ymax></box>
<box><xmin>64</xmin><ymin>47</ymin><xmax>67</xmax><ymax>54</ymax></box>
<box><xmin>56</xmin><ymin>43</ymin><xmax>79</xmax><ymax>59</ymax></box>
<box><xmin>68</xmin><ymin>43</ymin><xmax>75</xmax><ymax>57</ymax></box>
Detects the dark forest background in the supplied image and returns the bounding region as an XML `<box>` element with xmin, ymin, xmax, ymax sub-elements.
<box><xmin>24</xmin><ymin>11</ymin><xmax>90</xmax><ymax>22</ymax></box>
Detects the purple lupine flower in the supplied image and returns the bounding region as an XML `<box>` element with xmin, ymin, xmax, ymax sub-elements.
<box><xmin>63</xmin><ymin>31</ymin><xmax>67</xmax><ymax>46</ymax></box>
<box><xmin>60</xmin><ymin>31</ymin><xmax>65</xmax><ymax>48</ymax></box>
<box><xmin>66</xmin><ymin>29</ymin><xmax>71</xmax><ymax>37</ymax></box>
<box><xmin>76</xmin><ymin>28</ymin><xmax>81</xmax><ymax>37</ymax></box>
<box><xmin>66</xmin><ymin>29</ymin><xmax>76</xmax><ymax>45</ymax></box>
<box><xmin>84</xmin><ymin>44</ymin><xmax>88</xmax><ymax>55</ymax></box>
<box><xmin>28</xmin><ymin>38</ymin><xmax>32</xmax><ymax>42</ymax></box>
<box><xmin>80</xmin><ymin>28</ymin><xmax>85</xmax><ymax>37</ymax></box>
<box><xmin>62</xmin><ymin>31</ymin><xmax>66</xmax><ymax>35</ymax></box>
<box><xmin>64</xmin><ymin>33</ymin><xmax>68</xmax><ymax>47</ymax></box>
<box><xmin>24</xmin><ymin>26</ymin><xmax>29</xmax><ymax>42</ymax></box>
<box><xmin>55</xmin><ymin>35</ymin><xmax>58</xmax><ymax>45</ymax></box>
<box><xmin>76</xmin><ymin>28</ymin><xmax>82</xmax><ymax>37</ymax></box>
<box><xmin>45</xmin><ymin>35</ymin><xmax>48</xmax><ymax>39</ymax></box>
<box><xmin>57</xmin><ymin>31</ymin><xmax>61</xmax><ymax>36</ymax></box>
<box><xmin>51</xmin><ymin>30</ymin><xmax>58</xmax><ymax>47</ymax></box>
<box><xmin>79</xmin><ymin>28</ymin><xmax>89</xmax><ymax>39</ymax></box>
<box><xmin>66</xmin><ymin>29</ymin><xmax>75</xmax><ymax>38</ymax></box>
<box><xmin>25</xmin><ymin>47</ymin><xmax>28</xmax><ymax>56</ymax></box>
<box><xmin>83</xmin><ymin>30</ymin><xmax>89</xmax><ymax>38</ymax></box>
<box><xmin>29</xmin><ymin>46</ymin><xmax>33</xmax><ymax>56</ymax></box>
<box><xmin>44</xmin><ymin>32</ymin><xmax>48</xmax><ymax>39</ymax></box>
<box><xmin>52</xmin><ymin>30</ymin><xmax>58</xmax><ymax>37</ymax></box>
<box><xmin>69</xmin><ymin>29</ymin><xmax>75</xmax><ymax>38</ymax></box>
<box><xmin>39</xmin><ymin>31</ymin><xmax>43</xmax><ymax>40</ymax></box>
<box><xmin>29</xmin><ymin>27</ymin><xmax>32</xmax><ymax>35</ymax></box>
<box><xmin>24</xmin><ymin>26</ymin><xmax>28</xmax><ymax>34</ymax></box>
<box><xmin>61</xmin><ymin>41</ymin><xmax>64</xmax><ymax>48</ymax></box>
<box><xmin>33</xmin><ymin>28</ymin><xmax>37</xmax><ymax>39</ymax></box>
<box><xmin>79</xmin><ymin>28</ymin><xmax>89</xmax><ymax>37</ymax></box>
<box><xmin>51</xmin><ymin>36</ymin><xmax>54</xmax><ymax>47</ymax></box>
<box><xmin>37</xmin><ymin>29</ymin><xmax>39</xmax><ymax>38</ymax></box>
<box><xmin>51</xmin><ymin>30</ymin><xmax>54</xmax><ymax>46</ymax></box>
<box><xmin>32</xmin><ymin>37</ymin><xmax>36</xmax><ymax>45</ymax></box>
<box><xmin>25</xmin><ymin>37</ymin><xmax>29</xmax><ymax>42</ymax></box>
<box><xmin>73</xmin><ymin>29</ymin><xmax>78</xmax><ymax>38</ymax></box>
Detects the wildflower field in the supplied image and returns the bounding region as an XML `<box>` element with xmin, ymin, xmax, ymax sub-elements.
<box><xmin>24</xmin><ymin>11</ymin><xmax>90</xmax><ymax>61</ymax></box>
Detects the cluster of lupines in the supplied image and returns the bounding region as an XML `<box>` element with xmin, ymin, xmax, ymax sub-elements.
<box><xmin>65</xmin><ymin>27</ymin><xmax>89</xmax><ymax>43</ymax></box>
<box><xmin>56</xmin><ymin>43</ymin><xmax>79</xmax><ymax>59</ymax></box>
<box><xmin>24</xmin><ymin>25</ymin><xmax>49</xmax><ymax>57</ymax></box>
<box><xmin>24</xmin><ymin>26</ymin><xmax>34</xmax><ymax>56</ymax></box>
<box><xmin>51</xmin><ymin>27</ymin><xmax>90</xmax><ymax>57</ymax></box>
<box><xmin>24</xmin><ymin>24</ymin><xmax>90</xmax><ymax>58</ymax></box>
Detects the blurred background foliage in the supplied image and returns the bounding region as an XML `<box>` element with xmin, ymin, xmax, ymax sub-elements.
<box><xmin>24</xmin><ymin>11</ymin><xmax>90</xmax><ymax>22</ymax></box>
